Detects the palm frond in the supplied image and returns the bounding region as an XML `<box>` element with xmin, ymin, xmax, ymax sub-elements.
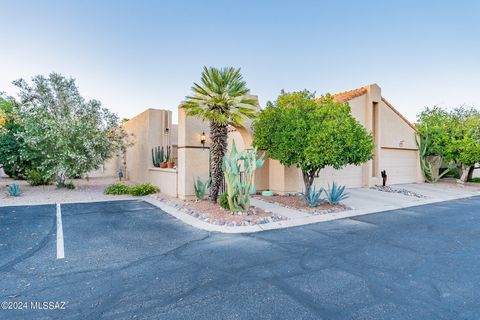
<box><xmin>181</xmin><ymin>66</ymin><xmax>257</xmax><ymax>126</ymax></box>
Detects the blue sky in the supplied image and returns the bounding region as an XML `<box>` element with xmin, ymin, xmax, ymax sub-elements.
<box><xmin>1</xmin><ymin>0</ymin><xmax>479</xmax><ymax>123</ymax></box>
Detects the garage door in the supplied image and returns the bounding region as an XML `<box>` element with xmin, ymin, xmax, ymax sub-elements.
<box><xmin>381</xmin><ymin>148</ymin><xmax>419</xmax><ymax>184</ymax></box>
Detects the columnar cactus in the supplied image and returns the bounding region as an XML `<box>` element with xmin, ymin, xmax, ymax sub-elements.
<box><xmin>222</xmin><ymin>141</ymin><xmax>264</xmax><ymax>213</ymax></box>
<box><xmin>152</xmin><ymin>146</ymin><xmax>165</xmax><ymax>167</ymax></box>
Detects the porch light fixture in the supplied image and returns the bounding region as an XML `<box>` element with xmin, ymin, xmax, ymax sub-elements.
<box><xmin>200</xmin><ymin>131</ymin><xmax>206</xmax><ymax>150</ymax></box>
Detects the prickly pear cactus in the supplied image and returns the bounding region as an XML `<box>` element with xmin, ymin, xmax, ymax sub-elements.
<box><xmin>222</xmin><ymin>141</ymin><xmax>264</xmax><ymax>213</ymax></box>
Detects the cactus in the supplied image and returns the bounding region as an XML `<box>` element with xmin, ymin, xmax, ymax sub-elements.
<box><xmin>166</xmin><ymin>146</ymin><xmax>173</xmax><ymax>162</ymax></box>
<box><xmin>6</xmin><ymin>184</ymin><xmax>22</xmax><ymax>197</ymax></box>
<box><xmin>152</xmin><ymin>146</ymin><xmax>165</xmax><ymax>167</ymax></box>
<box><xmin>222</xmin><ymin>141</ymin><xmax>264</xmax><ymax>213</ymax></box>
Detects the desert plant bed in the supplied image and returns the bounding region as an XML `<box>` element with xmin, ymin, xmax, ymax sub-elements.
<box><xmin>254</xmin><ymin>194</ymin><xmax>347</xmax><ymax>215</ymax></box>
<box><xmin>370</xmin><ymin>185</ymin><xmax>426</xmax><ymax>198</ymax></box>
<box><xmin>153</xmin><ymin>194</ymin><xmax>286</xmax><ymax>227</ymax></box>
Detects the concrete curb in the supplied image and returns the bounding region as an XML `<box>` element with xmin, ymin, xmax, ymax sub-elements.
<box><xmin>143</xmin><ymin>197</ymin><xmax>264</xmax><ymax>233</ymax></box>
<box><xmin>145</xmin><ymin>193</ymin><xmax>480</xmax><ymax>233</ymax></box>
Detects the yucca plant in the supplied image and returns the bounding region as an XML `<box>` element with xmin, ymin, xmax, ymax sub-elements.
<box><xmin>325</xmin><ymin>182</ymin><xmax>348</xmax><ymax>204</ymax></box>
<box><xmin>302</xmin><ymin>186</ymin><xmax>324</xmax><ymax>207</ymax></box>
<box><xmin>193</xmin><ymin>176</ymin><xmax>211</xmax><ymax>201</ymax></box>
<box><xmin>6</xmin><ymin>184</ymin><xmax>22</xmax><ymax>197</ymax></box>
<box><xmin>181</xmin><ymin>66</ymin><xmax>258</xmax><ymax>202</ymax></box>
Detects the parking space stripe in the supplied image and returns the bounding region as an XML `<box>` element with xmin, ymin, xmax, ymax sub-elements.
<box><xmin>56</xmin><ymin>203</ymin><xmax>65</xmax><ymax>259</ymax></box>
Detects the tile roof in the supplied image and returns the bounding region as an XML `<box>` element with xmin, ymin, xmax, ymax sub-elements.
<box><xmin>332</xmin><ymin>86</ymin><xmax>368</xmax><ymax>102</ymax></box>
<box><xmin>331</xmin><ymin>85</ymin><xmax>417</xmax><ymax>131</ymax></box>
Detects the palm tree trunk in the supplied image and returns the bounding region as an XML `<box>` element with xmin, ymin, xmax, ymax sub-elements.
<box><xmin>209</xmin><ymin>123</ymin><xmax>228</xmax><ymax>202</ymax></box>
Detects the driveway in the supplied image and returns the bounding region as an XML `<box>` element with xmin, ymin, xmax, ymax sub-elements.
<box><xmin>1</xmin><ymin>198</ymin><xmax>480</xmax><ymax>319</ymax></box>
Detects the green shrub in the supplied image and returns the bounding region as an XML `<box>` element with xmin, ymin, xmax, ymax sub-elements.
<box><xmin>104</xmin><ymin>183</ymin><xmax>131</xmax><ymax>195</ymax></box>
<box><xmin>128</xmin><ymin>183</ymin><xmax>159</xmax><ymax>196</ymax></box>
<box><xmin>219</xmin><ymin>192</ymin><xmax>230</xmax><ymax>210</ymax></box>
<box><xmin>468</xmin><ymin>177</ymin><xmax>480</xmax><ymax>183</ymax></box>
<box><xmin>26</xmin><ymin>170</ymin><xmax>53</xmax><ymax>186</ymax></box>
<box><xmin>6</xmin><ymin>184</ymin><xmax>22</xmax><ymax>197</ymax></box>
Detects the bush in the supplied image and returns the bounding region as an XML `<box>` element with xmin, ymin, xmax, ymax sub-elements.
<box><xmin>104</xmin><ymin>182</ymin><xmax>159</xmax><ymax>196</ymax></box>
<box><xmin>26</xmin><ymin>170</ymin><xmax>53</xmax><ymax>186</ymax></box>
<box><xmin>468</xmin><ymin>177</ymin><xmax>480</xmax><ymax>183</ymax></box>
<box><xmin>128</xmin><ymin>183</ymin><xmax>159</xmax><ymax>196</ymax></box>
<box><xmin>104</xmin><ymin>183</ymin><xmax>131</xmax><ymax>195</ymax></box>
<box><xmin>219</xmin><ymin>192</ymin><xmax>230</xmax><ymax>210</ymax></box>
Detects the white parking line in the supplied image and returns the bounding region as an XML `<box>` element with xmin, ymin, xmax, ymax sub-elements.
<box><xmin>56</xmin><ymin>203</ymin><xmax>65</xmax><ymax>259</ymax></box>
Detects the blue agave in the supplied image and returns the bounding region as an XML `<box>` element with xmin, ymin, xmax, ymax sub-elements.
<box><xmin>7</xmin><ymin>184</ymin><xmax>22</xmax><ymax>197</ymax></box>
<box><xmin>325</xmin><ymin>182</ymin><xmax>348</xmax><ymax>204</ymax></box>
<box><xmin>302</xmin><ymin>186</ymin><xmax>324</xmax><ymax>207</ymax></box>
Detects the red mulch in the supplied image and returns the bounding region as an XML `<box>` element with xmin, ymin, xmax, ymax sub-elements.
<box><xmin>254</xmin><ymin>194</ymin><xmax>346</xmax><ymax>214</ymax></box>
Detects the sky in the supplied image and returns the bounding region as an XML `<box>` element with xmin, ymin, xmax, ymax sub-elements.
<box><xmin>1</xmin><ymin>0</ymin><xmax>479</xmax><ymax>123</ymax></box>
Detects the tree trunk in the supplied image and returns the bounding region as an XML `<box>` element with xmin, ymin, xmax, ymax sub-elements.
<box><xmin>209</xmin><ymin>123</ymin><xmax>228</xmax><ymax>202</ymax></box>
<box><xmin>302</xmin><ymin>168</ymin><xmax>321</xmax><ymax>195</ymax></box>
<box><xmin>467</xmin><ymin>165</ymin><xmax>475</xmax><ymax>182</ymax></box>
<box><xmin>459</xmin><ymin>165</ymin><xmax>470</xmax><ymax>183</ymax></box>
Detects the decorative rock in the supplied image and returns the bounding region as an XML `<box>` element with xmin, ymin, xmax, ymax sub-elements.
<box><xmin>371</xmin><ymin>185</ymin><xmax>426</xmax><ymax>198</ymax></box>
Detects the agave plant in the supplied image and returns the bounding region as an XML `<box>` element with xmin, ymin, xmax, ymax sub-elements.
<box><xmin>302</xmin><ymin>186</ymin><xmax>324</xmax><ymax>207</ymax></box>
<box><xmin>6</xmin><ymin>184</ymin><xmax>22</xmax><ymax>197</ymax></box>
<box><xmin>193</xmin><ymin>176</ymin><xmax>211</xmax><ymax>201</ymax></box>
<box><xmin>325</xmin><ymin>182</ymin><xmax>348</xmax><ymax>204</ymax></box>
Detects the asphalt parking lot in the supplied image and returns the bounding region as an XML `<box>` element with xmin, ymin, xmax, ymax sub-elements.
<box><xmin>1</xmin><ymin>198</ymin><xmax>480</xmax><ymax>319</ymax></box>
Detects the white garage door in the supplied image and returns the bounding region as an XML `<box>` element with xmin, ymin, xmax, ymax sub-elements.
<box><xmin>381</xmin><ymin>148</ymin><xmax>418</xmax><ymax>184</ymax></box>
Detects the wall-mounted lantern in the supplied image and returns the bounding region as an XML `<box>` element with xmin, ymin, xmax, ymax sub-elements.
<box><xmin>200</xmin><ymin>131</ymin><xmax>206</xmax><ymax>150</ymax></box>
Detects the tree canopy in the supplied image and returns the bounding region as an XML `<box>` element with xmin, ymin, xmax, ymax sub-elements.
<box><xmin>253</xmin><ymin>90</ymin><xmax>374</xmax><ymax>192</ymax></box>
<box><xmin>0</xmin><ymin>73</ymin><xmax>130</xmax><ymax>185</ymax></box>
<box><xmin>416</xmin><ymin>105</ymin><xmax>480</xmax><ymax>181</ymax></box>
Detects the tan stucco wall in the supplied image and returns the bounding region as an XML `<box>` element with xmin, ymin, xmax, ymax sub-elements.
<box><xmin>123</xmin><ymin>108</ymin><xmax>173</xmax><ymax>183</ymax></box>
<box><xmin>148</xmin><ymin>168</ymin><xmax>178</xmax><ymax>197</ymax></box>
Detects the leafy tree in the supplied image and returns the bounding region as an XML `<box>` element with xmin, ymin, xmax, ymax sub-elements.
<box><xmin>253</xmin><ymin>90</ymin><xmax>374</xmax><ymax>193</ymax></box>
<box><xmin>0</xmin><ymin>95</ymin><xmax>30</xmax><ymax>179</ymax></box>
<box><xmin>12</xmin><ymin>73</ymin><xmax>129</xmax><ymax>186</ymax></box>
<box><xmin>181</xmin><ymin>67</ymin><xmax>258</xmax><ymax>202</ymax></box>
<box><xmin>416</xmin><ymin>106</ymin><xmax>480</xmax><ymax>182</ymax></box>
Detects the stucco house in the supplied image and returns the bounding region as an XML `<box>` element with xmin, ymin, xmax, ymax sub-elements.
<box><xmin>102</xmin><ymin>83</ymin><xmax>422</xmax><ymax>199</ymax></box>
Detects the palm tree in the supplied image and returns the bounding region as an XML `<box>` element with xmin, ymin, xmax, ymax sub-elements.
<box><xmin>181</xmin><ymin>66</ymin><xmax>258</xmax><ymax>202</ymax></box>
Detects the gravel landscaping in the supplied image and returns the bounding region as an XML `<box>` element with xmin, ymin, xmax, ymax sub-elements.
<box><xmin>370</xmin><ymin>185</ymin><xmax>427</xmax><ymax>198</ymax></box>
<box><xmin>153</xmin><ymin>194</ymin><xmax>286</xmax><ymax>226</ymax></box>
<box><xmin>0</xmin><ymin>176</ymin><xmax>135</xmax><ymax>205</ymax></box>
<box><xmin>254</xmin><ymin>194</ymin><xmax>347</xmax><ymax>215</ymax></box>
